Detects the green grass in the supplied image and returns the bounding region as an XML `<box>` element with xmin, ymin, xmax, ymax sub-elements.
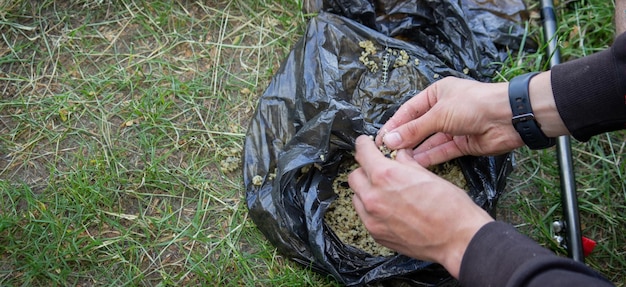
<box><xmin>0</xmin><ymin>0</ymin><xmax>336</xmax><ymax>285</ymax></box>
<box><xmin>497</xmin><ymin>1</ymin><xmax>626</xmax><ymax>285</ymax></box>
<box><xmin>0</xmin><ymin>0</ymin><xmax>623</xmax><ymax>286</ymax></box>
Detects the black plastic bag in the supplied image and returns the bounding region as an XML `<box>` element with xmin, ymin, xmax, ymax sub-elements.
<box><xmin>243</xmin><ymin>1</ymin><xmax>524</xmax><ymax>285</ymax></box>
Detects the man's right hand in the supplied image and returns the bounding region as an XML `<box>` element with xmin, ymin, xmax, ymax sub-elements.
<box><xmin>375</xmin><ymin>75</ymin><xmax>558</xmax><ymax>167</ymax></box>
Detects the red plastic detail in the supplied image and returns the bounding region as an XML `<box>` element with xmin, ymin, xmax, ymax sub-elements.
<box><xmin>582</xmin><ymin>236</ymin><xmax>597</xmax><ymax>257</ymax></box>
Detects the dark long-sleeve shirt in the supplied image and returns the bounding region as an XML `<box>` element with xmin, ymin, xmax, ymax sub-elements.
<box><xmin>552</xmin><ymin>32</ymin><xmax>626</xmax><ymax>141</ymax></box>
<box><xmin>459</xmin><ymin>222</ymin><xmax>614</xmax><ymax>286</ymax></box>
<box><xmin>458</xmin><ymin>32</ymin><xmax>626</xmax><ymax>286</ymax></box>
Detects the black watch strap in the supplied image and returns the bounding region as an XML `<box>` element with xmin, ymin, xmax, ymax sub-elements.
<box><xmin>508</xmin><ymin>72</ymin><xmax>556</xmax><ymax>150</ymax></box>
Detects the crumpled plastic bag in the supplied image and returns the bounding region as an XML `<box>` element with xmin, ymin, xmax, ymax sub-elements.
<box><xmin>243</xmin><ymin>0</ymin><xmax>525</xmax><ymax>285</ymax></box>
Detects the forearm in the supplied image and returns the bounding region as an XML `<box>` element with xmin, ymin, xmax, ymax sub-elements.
<box><xmin>550</xmin><ymin>32</ymin><xmax>626</xmax><ymax>141</ymax></box>
<box><xmin>459</xmin><ymin>222</ymin><xmax>614</xmax><ymax>287</ymax></box>
<box><xmin>527</xmin><ymin>71</ymin><xmax>568</xmax><ymax>138</ymax></box>
<box><xmin>526</xmin><ymin>31</ymin><xmax>626</xmax><ymax>141</ymax></box>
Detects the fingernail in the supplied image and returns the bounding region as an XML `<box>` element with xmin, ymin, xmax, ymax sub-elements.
<box><xmin>383</xmin><ymin>132</ymin><xmax>402</xmax><ymax>148</ymax></box>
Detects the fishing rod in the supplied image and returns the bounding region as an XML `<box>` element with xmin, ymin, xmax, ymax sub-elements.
<box><xmin>540</xmin><ymin>0</ymin><xmax>585</xmax><ymax>263</ymax></box>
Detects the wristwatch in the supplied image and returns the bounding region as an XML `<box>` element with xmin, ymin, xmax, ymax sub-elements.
<box><xmin>508</xmin><ymin>72</ymin><xmax>556</xmax><ymax>149</ymax></box>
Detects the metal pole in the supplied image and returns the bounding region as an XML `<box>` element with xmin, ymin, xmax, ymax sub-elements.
<box><xmin>540</xmin><ymin>0</ymin><xmax>585</xmax><ymax>262</ymax></box>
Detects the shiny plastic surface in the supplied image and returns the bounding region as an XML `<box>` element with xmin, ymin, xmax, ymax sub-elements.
<box><xmin>243</xmin><ymin>1</ymin><xmax>526</xmax><ymax>285</ymax></box>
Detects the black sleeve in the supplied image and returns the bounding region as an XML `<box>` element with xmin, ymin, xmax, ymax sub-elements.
<box><xmin>551</xmin><ymin>32</ymin><xmax>626</xmax><ymax>141</ymax></box>
<box><xmin>458</xmin><ymin>221</ymin><xmax>615</xmax><ymax>287</ymax></box>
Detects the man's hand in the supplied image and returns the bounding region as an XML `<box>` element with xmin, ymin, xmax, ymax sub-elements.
<box><xmin>348</xmin><ymin>135</ymin><xmax>494</xmax><ymax>278</ymax></box>
<box><xmin>375</xmin><ymin>77</ymin><xmax>524</xmax><ymax>167</ymax></box>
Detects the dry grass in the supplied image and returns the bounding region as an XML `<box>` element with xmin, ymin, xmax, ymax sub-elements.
<box><xmin>0</xmin><ymin>0</ymin><xmax>623</xmax><ymax>286</ymax></box>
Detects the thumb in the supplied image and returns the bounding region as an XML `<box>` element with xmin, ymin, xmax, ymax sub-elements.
<box><xmin>382</xmin><ymin>111</ymin><xmax>441</xmax><ymax>150</ymax></box>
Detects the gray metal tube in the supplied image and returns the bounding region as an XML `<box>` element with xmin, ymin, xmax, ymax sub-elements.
<box><xmin>540</xmin><ymin>0</ymin><xmax>585</xmax><ymax>263</ymax></box>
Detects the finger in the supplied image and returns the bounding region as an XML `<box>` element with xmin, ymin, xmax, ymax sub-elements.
<box><xmin>394</xmin><ymin>149</ymin><xmax>422</xmax><ymax>168</ymax></box>
<box><xmin>351</xmin><ymin>192</ymin><xmax>391</xmax><ymax>246</ymax></box>
<box><xmin>375</xmin><ymin>86</ymin><xmax>436</xmax><ymax>145</ymax></box>
<box><xmin>413</xmin><ymin>133</ymin><xmax>456</xmax><ymax>153</ymax></box>
<box><xmin>354</xmin><ymin>135</ymin><xmax>388</xmax><ymax>176</ymax></box>
<box><xmin>347</xmin><ymin>166</ymin><xmax>369</xmax><ymax>196</ymax></box>
<box><xmin>381</xmin><ymin>108</ymin><xmax>442</xmax><ymax>150</ymax></box>
<box><xmin>413</xmin><ymin>139</ymin><xmax>465</xmax><ymax>167</ymax></box>
<box><xmin>351</xmin><ymin>186</ymin><xmax>377</xmax><ymax>232</ymax></box>
<box><xmin>351</xmin><ymin>192</ymin><xmax>367</xmax><ymax>219</ymax></box>
<box><xmin>352</xmin><ymin>193</ymin><xmax>398</xmax><ymax>254</ymax></box>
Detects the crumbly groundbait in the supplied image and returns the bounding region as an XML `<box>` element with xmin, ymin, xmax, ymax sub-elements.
<box><xmin>358</xmin><ymin>40</ymin><xmax>378</xmax><ymax>72</ymax></box>
<box><xmin>378</xmin><ymin>145</ymin><xmax>397</xmax><ymax>159</ymax></box>
<box><xmin>324</xmin><ymin>145</ymin><xmax>468</xmax><ymax>256</ymax></box>
<box><xmin>428</xmin><ymin>161</ymin><xmax>468</xmax><ymax>190</ymax></box>
<box><xmin>359</xmin><ymin>39</ymin><xmax>377</xmax><ymax>55</ymax></box>
<box><xmin>393</xmin><ymin>49</ymin><xmax>409</xmax><ymax>68</ymax></box>
<box><xmin>219</xmin><ymin>147</ymin><xmax>242</xmax><ymax>173</ymax></box>
<box><xmin>324</xmin><ymin>159</ymin><xmax>397</xmax><ymax>257</ymax></box>
<box><xmin>358</xmin><ymin>40</ymin><xmax>411</xmax><ymax>77</ymax></box>
<box><xmin>252</xmin><ymin>175</ymin><xmax>263</xmax><ymax>186</ymax></box>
